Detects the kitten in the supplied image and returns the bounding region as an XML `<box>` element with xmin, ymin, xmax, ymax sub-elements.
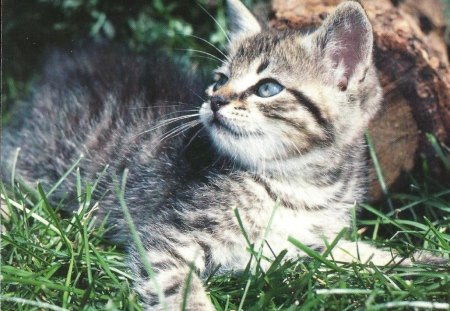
<box><xmin>2</xmin><ymin>0</ymin><xmax>413</xmax><ymax>310</ymax></box>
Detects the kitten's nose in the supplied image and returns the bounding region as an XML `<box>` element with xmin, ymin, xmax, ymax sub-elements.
<box><xmin>210</xmin><ymin>96</ymin><xmax>229</xmax><ymax>113</ymax></box>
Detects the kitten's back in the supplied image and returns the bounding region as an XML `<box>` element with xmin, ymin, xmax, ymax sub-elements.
<box><xmin>2</xmin><ymin>44</ymin><xmax>207</xmax><ymax>209</ymax></box>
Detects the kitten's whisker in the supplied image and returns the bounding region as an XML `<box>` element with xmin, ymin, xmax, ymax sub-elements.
<box><xmin>127</xmin><ymin>106</ymin><xmax>187</xmax><ymax>110</ymax></box>
<box><xmin>196</xmin><ymin>2</ymin><xmax>231</xmax><ymax>45</ymax></box>
<box><xmin>153</xmin><ymin>110</ymin><xmax>201</xmax><ymax>121</ymax></box>
<box><xmin>180</xmin><ymin>125</ymin><xmax>205</xmax><ymax>155</ymax></box>
<box><xmin>286</xmin><ymin>139</ymin><xmax>303</xmax><ymax>157</ymax></box>
<box><xmin>188</xmin><ymin>88</ymin><xmax>206</xmax><ymax>102</ymax></box>
<box><xmin>137</xmin><ymin>114</ymin><xmax>200</xmax><ymax>137</ymax></box>
<box><xmin>190</xmin><ymin>55</ymin><xmax>226</xmax><ymax>64</ymax></box>
<box><xmin>155</xmin><ymin>122</ymin><xmax>195</xmax><ymax>143</ymax></box>
<box><xmin>156</xmin><ymin>100</ymin><xmax>202</xmax><ymax>108</ymax></box>
<box><xmin>152</xmin><ymin>115</ymin><xmax>199</xmax><ymax>131</ymax></box>
<box><xmin>156</xmin><ymin>120</ymin><xmax>201</xmax><ymax>146</ymax></box>
<box><xmin>187</xmin><ymin>55</ymin><xmax>222</xmax><ymax>64</ymax></box>
<box><xmin>185</xmin><ymin>34</ymin><xmax>230</xmax><ymax>61</ymax></box>
<box><xmin>151</xmin><ymin>113</ymin><xmax>200</xmax><ymax>129</ymax></box>
<box><xmin>158</xmin><ymin>100</ymin><xmax>192</xmax><ymax>105</ymax></box>
<box><xmin>174</xmin><ymin>49</ymin><xmax>225</xmax><ymax>64</ymax></box>
<box><xmin>162</xmin><ymin>47</ymin><xmax>221</xmax><ymax>64</ymax></box>
<box><xmin>128</xmin><ymin>101</ymin><xmax>201</xmax><ymax>109</ymax></box>
<box><xmin>158</xmin><ymin>110</ymin><xmax>200</xmax><ymax>116</ymax></box>
<box><xmin>210</xmin><ymin>155</ymin><xmax>223</xmax><ymax>170</ymax></box>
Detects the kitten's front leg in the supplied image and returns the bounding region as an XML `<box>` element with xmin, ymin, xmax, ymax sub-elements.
<box><xmin>128</xmin><ymin>234</ymin><xmax>214</xmax><ymax>311</ymax></box>
<box><xmin>331</xmin><ymin>240</ymin><xmax>447</xmax><ymax>266</ymax></box>
<box><xmin>329</xmin><ymin>240</ymin><xmax>407</xmax><ymax>265</ymax></box>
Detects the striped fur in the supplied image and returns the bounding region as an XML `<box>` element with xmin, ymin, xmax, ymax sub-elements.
<box><xmin>1</xmin><ymin>1</ymin><xmax>409</xmax><ymax>310</ymax></box>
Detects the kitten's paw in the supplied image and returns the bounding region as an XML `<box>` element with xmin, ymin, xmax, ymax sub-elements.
<box><xmin>409</xmin><ymin>251</ymin><xmax>449</xmax><ymax>265</ymax></box>
<box><xmin>134</xmin><ymin>270</ymin><xmax>215</xmax><ymax>311</ymax></box>
<box><xmin>140</xmin><ymin>292</ymin><xmax>215</xmax><ymax>311</ymax></box>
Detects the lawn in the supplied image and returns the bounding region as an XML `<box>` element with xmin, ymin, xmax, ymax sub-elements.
<box><xmin>1</xmin><ymin>138</ymin><xmax>449</xmax><ymax>310</ymax></box>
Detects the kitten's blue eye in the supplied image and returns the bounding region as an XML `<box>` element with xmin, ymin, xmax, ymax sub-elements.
<box><xmin>213</xmin><ymin>74</ymin><xmax>228</xmax><ymax>91</ymax></box>
<box><xmin>256</xmin><ymin>81</ymin><xmax>284</xmax><ymax>98</ymax></box>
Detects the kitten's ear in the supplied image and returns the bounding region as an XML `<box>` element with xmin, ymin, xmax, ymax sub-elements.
<box><xmin>227</xmin><ymin>0</ymin><xmax>261</xmax><ymax>41</ymax></box>
<box><xmin>313</xmin><ymin>1</ymin><xmax>373</xmax><ymax>90</ymax></box>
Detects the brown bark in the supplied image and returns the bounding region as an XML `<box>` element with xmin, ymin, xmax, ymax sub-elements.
<box><xmin>271</xmin><ymin>0</ymin><xmax>450</xmax><ymax>199</ymax></box>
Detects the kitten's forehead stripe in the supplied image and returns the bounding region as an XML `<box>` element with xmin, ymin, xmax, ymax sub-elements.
<box><xmin>232</xmin><ymin>32</ymin><xmax>288</xmax><ymax>65</ymax></box>
<box><xmin>256</xmin><ymin>60</ymin><xmax>270</xmax><ymax>74</ymax></box>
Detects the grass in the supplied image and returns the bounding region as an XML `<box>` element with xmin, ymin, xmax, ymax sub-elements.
<box><xmin>1</xmin><ymin>137</ymin><xmax>449</xmax><ymax>311</ymax></box>
<box><xmin>1</xmin><ymin>166</ymin><xmax>141</xmax><ymax>310</ymax></box>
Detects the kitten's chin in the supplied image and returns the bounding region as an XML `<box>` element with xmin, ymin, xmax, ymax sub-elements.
<box><xmin>199</xmin><ymin>106</ymin><xmax>295</xmax><ymax>171</ymax></box>
<box><xmin>210</xmin><ymin>118</ymin><xmax>246</xmax><ymax>138</ymax></box>
<box><xmin>205</xmin><ymin>125</ymin><xmax>288</xmax><ymax>172</ymax></box>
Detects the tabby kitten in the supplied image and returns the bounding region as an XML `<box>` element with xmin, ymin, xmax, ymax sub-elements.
<box><xmin>3</xmin><ymin>0</ymin><xmax>407</xmax><ymax>310</ymax></box>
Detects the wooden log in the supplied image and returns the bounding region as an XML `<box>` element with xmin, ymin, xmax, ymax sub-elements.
<box><xmin>271</xmin><ymin>0</ymin><xmax>450</xmax><ymax>199</ymax></box>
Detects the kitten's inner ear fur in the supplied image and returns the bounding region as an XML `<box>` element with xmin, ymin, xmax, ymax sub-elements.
<box><xmin>313</xmin><ymin>2</ymin><xmax>373</xmax><ymax>91</ymax></box>
<box><xmin>227</xmin><ymin>0</ymin><xmax>261</xmax><ymax>42</ymax></box>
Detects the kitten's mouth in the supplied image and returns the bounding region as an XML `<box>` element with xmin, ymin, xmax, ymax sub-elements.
<box><xmin>211</xmin><ymin>117</ymin><xmax>245</xmax><ymax>137</ymax></box>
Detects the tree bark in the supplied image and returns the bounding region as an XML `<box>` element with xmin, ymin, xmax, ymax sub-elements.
<box><xmin>271</xmin><ymin>0</ymin><xmax>450</xmax><ymax>200</ymax></box>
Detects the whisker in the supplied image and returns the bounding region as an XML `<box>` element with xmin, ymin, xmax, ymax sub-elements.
<box><xmin>127</xmin><ymin>101</ymin><xmax>201</xmax><ymax>109</ymax></box>
<box><xmin>161</xmin><ymin>47</ymin><xmax>222</xmax><ymax>64</ymax></box>
<box><xmin>210</xmin><ymin>154</ymin><xmax>224</xmax><ymax>171</ymax></box>
<box><xmin>196</xmin><ymin>2</ymin><xmax>231</xmax><ymax>45</ymax></box>
<box><xmin>188</xmin><ymin>88</ymin><xmax>207</xmax><ymax>102</ymax></box>
<box><xmin>128</xmin><ymin>109</ymin><xmax>200</xmax><ymax>118</ymax></box>
<box><xmin>137</xmin><ymin>114</ymin><xmax>200</xmax><ymax>138</ymax></box>
<box><xmin>153</xmin><ymin>110</ymin><xmax>201</xmax><ymax>121</ymax></box>
<box><xmin>153</xmin><ymin>113</ymin><xmax>200</xmax><ymax>126</ymax></box>
<box><xmin>189</xmin><ymin>55</ymin><xmax>224</xmax><ymax>64</ymax></box>
<box><xmin>154</xmin><ymin>123</ymin><xmax>193</xmax><ymax>144</ymax></box>
<box><xmin>186</xmin><ymin>34</ymin><xmax>230</xmax><ymax>61</ymax></box>
<box><xmin>157</xmin><ymin>110</ymin><xmax>200</xmax><ymax>115</ymax></box>
<box><xmin>155</xmin><ymin>120</ymin><xmax>201</xmax><ymax>146</ymax></box>
<box><xmin>180</xmin><ymin>125</ymin><xmax>205</xmax><ymax>154</ymax></box>
<box><xmin>173</xmin><ymin>48</ymin><xmax>225</xmax><ymax>64</ymax></box>
<box><xmin>150</xmin><ymin>114</ymin><xmax>200</xmax><ymax>130</ymax></box>
<box><xmin>128</xmin><ymin>106</ymin><xmax>183</xmax><ymax>110</ymax></box>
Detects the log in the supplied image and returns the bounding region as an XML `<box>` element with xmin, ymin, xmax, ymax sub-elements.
<box><xmin>271</xmin><ymin>0</ymin><xmax>450</xmax><ymax>200</ymax></box>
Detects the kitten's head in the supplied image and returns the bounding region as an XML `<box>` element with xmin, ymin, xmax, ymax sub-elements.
<box><xmin>199</xmin><ymin>0</ymin><xmax>382</xmax><ymax>172</ymax></box>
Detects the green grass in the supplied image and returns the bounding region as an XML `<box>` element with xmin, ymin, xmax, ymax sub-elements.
<box><xmin>1</xmin><ymin>139</ymin><xmax>449</xmax><ymax>310</ymax></box>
